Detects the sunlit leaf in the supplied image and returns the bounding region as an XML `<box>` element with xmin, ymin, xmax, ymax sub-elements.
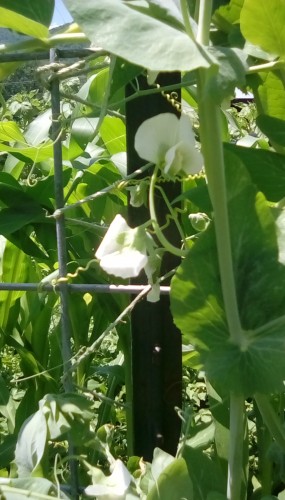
<box><xmin>256</xmin><ymin>114</ymin><xmax>285</xmax><ymax>147</ymax></box>
<box><xmin>64</xmin><ymin>0</ymin><xmax>213</xmax><ymax>72</ymax></box>
<box><xmin>100</xmin><ymin>116</ymin><xmax>126</xmax><ymax>155</ymax></box>
<box><xmin>14</xmin><ymin>410</ymin><xmax>47</xmax><ymax>476</ymax></box>
<box><xmin>0</xmin><ymin>0</ymin><xmax>55</xmax><ymax>27</ymax></box>
<box><xmin>147</xmin><ymin>455</ymin><xmax>193</xmax><ymax>500</ymax></box>
<box><xmin>224</xmin><ymin>143</ymin><xmax>285</xmax><ymax>202</ymax></box>
<box><xmin>0</xmin><ymin>8</ymin><xmax>49</xmax><ymax>39</ymax></box>
<box><xmin>240</xmin><ymin>0</ymin><xmax>285</xmax><ymax>57</ymax></box>
<box><xmin>170</xmin><ymin>150</ymin><xmax>285</xmax><ymax>395</ymax></box>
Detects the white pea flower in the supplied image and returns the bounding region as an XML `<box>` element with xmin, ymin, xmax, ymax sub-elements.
<box><xmin>95</xmin><ymin>214</ymin><xmax>149</xmax><ymax>279</ymax></box>
<box><xmin>85</xmin><ymin>459</ymin><xmax>132</xmax><ymax>499</ymax></box>
<box><xmin>134</xmin><ymin>112</ymin><xmax>203</xmax><ymax>177</ymax></box>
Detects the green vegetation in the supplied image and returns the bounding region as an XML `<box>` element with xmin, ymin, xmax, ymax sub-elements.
<box><xmin>0</xmin><ymin>0</ymin><xmax>285</xmax><ymax>498</ymax></box>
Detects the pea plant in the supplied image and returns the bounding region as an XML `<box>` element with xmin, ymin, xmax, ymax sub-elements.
<box><xmin>0</xmin><ymin>0</ymin><xmax>285</xmax><ymax>499</ymax></box>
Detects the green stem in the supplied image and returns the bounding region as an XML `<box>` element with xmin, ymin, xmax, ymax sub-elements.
<box><xmin>227</xmin><ymin>394</ymin><xmax>246</xmax><ymax>500</ymax></box>
<box><xmin>255</xmin><ymin>393</ymin><xmax>285</xmax><ymax>452</ymax></box>
<box><xmin>198</xmin><ymin>83</ymin><xmax>243</xmax><ymax>344</ymax></box>
<box><xmin>180</xmin><ymin>0</ymin><xmax>195</xmax><ymax>39</ymax></box>
<box><xmin>197</xmin><ymin>0</ymin><xmax>213</xmax><ymax>45</ymax></box>
<box><xmin>149</xmin><ymin>164</ymin><xmax>187</xmax><ymax>257</ymax></box>
<box><xmin>195</xmin><ymin>3</ymin><xmax>246</xmax><ymax>500</ymax></box>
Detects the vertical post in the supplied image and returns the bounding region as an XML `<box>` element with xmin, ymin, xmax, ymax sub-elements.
<box><xmin>126</xmin><ymin>74</ymin><xmax>182</xmax><ymax>460</ymax></box>
<box><xmin>50</xmin><ymin>49</ymin><xmax>78</xmax><ymax>499</ymax></box>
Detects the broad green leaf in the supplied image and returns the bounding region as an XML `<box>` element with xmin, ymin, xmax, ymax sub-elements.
<box><xmin>24</xmin><ymin>110</ymin><xmax>52</xmax><ymax>146</ymax></box>
<box><xmin>110</xmin><ymin>59</ymin><xmax>142</xmax><ymax>100</ymax></box>
<box><xmin>0</xmin><ymin>477</ymin><xmax>69</xmax><ymax>499</ymax></box>
<box><xmin>170</xmin><ymin>151</ymin><xmax>285</xmax><ymax>395</ymax></box>
<box><xmin>0</xmin><ymin>8</ymin><xmax>49</xmax><ymax>39</ymax></box>
<box><xmin>224</xmin><ymin>143</ymin><xmax>285</xmax><ymax>202</ymax></box>
<box><xmin>0</xmin><ymin>61</ymin><xmax>24</xmax><ymax>82</ymax></box>
<box><xmin>127</xmin><ymin>0</ymin><xmax>184</xmax><ymax>31</ymax></box>
<box><xmin>0</xmin><ymin>0</ymin><xmax>54</xmax><ymax>27</ymax></box>
<box><xmin>70</xmin><ymin>117</ymin><xmax>99</xmax><ymax>149</ymax></box>
<box><xmin>0</xmin><ymin>141</ymin><xmax>54</xmax><ymax>163</ymax></box>
<box><xmin>205</xmin><ymin>46</ymin><xmax>248</xmax><ymax>102</ymax></box>
<box><xmin>14</xmin><ymin>410</ymin><xmax>47</xmax><ymax>476</ymax></box>
<box><xmin>256</xmin><ymin>114</ymin><xmax>285</xmax><ymax>147</ymax></box>
<box><xmin>0</xmin><ymin>435</ymin><xmax>17</xmax><ymax>469</ymax></box>
<box><xmin>183</xmin><ymin>446</ymin><xmax>227</xmax><ymax>499</ymax></box>
<box><xmin>249</xmin><ymin>71</ymin><xmax>285</xmax><ymax>121</ymax></box>
<box><xmin>41</xmin><ymin>393</ymin><xmax>93</xmax><ymax>440</ymax></box>
<box><xmin>0</xmin><ymin>241</ymin><xmax>30</xmax><ymax>330</ymax></box>
<box><xmin>147</xmin><ymin>457</ymin><xmax>193</xmax><ymax>500</ymax></box>
<box><xmin>100</xmin><ymin>116</ymin><xmax>126</xmax><ymax>155</ymax></box>
<box><xmin>0</xmin><ymin>208</ymin><xmax>43</xmax><ymax>235</ymax></box>
<box><xmin>186</xmin><ymin>422</ymin><xmax>215</xmax><ymax>449</ymax></box>
<box><xmin>213</xmin><ymin>0</ymin><xmax>244</xmax><ymax>32</ymax></box>
<box><xmin>64</xmin><ymin>0</ymin><xmax>213</xmax><ymax>72</ymax></box>
<box><xmin>0</xmin><ymin>122</ymin><xmax>25</xmax><ymax>143</ymax></box>
<box><xmin>240</xmin><ymin>0</ymin><xmax>285</xmax><ymax>57</ymax></box>
<box><xmin>150</xmin><ymin>448</ymin><xmax>175</xmax><ymax>481</ymax></box>
<box><xmin>72</xmin><ymin>70</ymin><xmax>109</xmax><ymax>121</ymax></box>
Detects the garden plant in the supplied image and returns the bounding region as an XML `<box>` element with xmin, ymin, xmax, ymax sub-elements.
<box><xmin>0</xmin><ymin>0</ymin><xmax>285</xmax><ymax>499</ymax></box>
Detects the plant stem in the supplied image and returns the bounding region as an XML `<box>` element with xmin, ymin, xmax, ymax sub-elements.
<box><xmin>180</xmin><ymin>0</ymin><xmax>195</xmax><ymax>39</ymax></box>
<box><xmin>227</xmin><ymin>394</ymin><xmax>246</xmax><ymax>500</ymax></box>
<box><xmin>255</xmin><ymin>393</ymin><xmax>285</xmax><ymax>452</ymax></box>
<box><xmin>195</xmin><ymin>2</ymin><xmax>246</xmax><ymax>499</ymax></box>
<box><xmin>197</xmin><ymin>0</ymin><xmax>213</xmax><ymax>45</ymax></box>
<box><xmin>198</xmin><ymin>85</ymin><xmax>243</xmax><ymax>344</ymax></box>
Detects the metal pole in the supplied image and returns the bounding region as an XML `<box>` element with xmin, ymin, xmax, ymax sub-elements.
<box><xmin>126</xmin><ymin>73</ymin><xmax>182</xmax><ymax>460</ymax></box>
<box><xmin>50</xmin><ymin>48</ymin><xmax>78</xmax><ymax>499</ymax></box>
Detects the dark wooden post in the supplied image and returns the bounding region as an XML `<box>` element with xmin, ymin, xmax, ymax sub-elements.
<box><xmin>126</xmin><ymin>73</ymin><xmax>182</xmax><ymax>460</ymax></box>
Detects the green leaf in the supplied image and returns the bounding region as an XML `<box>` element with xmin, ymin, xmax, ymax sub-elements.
<box><xmin>100</xmin><ymin>116</ymin><xmax>126</xmax><ymax>155</ymax></box>
<box><xmin>24</xmin><ymin>110</ymin><xmax>52</xmax><ymax>146</ymax></box>
<box><xmin>0</xmin><ymin>208</ymin><xmax>43</xmax><ymax>235</ymax></box>
<box><xmin>170</xmin><ymin>151</ymin><xmax>285</xmax><ymax>395</ymax></box>
<box><xmin>110</xmin><ymin>59</ymin><xmax>143</xmax><ymax>100</ymax></box>
<box><xmin>182</xmin><ymin>446</ymin><xmax>227</xmax><ymax>499</ymax></box>
<box><xmin>205</xmin><ymin>46</ymin><xmax>248</xmax><ymax>102</ymax></box>
<box><xmin>0</xmin><ymin>121</ymin><xmax>25</xmax><ymax>143</ymax></box>
<box><xmin>0</xmin><ymin>8</ymin><xmax>49</xmax><ymax>39</ymax></box>
<box><xmin>0</xmin><ymin>477</ymin><xmax>69</xmax><ymax>499</ymax></box>
<box><xmin>213</xmin><ymin>0</ymin><xmax>244</xmax><ymax>33</ymax></box>
<box><xmin>0</xmin><ymin>140</ymin><xmax>54</xmax><ymax>163</ymax></box>
<box><xmin>249</xmin><ymin>71</ymin><xmax>285</xmax><ymax>121</ymax></box>
<box><xmin>127</xmin><ymin>0</ymin><xmax>184</xmax><ymax>31</ymax></box>
<box><xmin>14</xmin><ymin>410</ymin><xmax>47</xmax><ymax>476</ymax></box>
<box><xmin>224</xmin><ymin>143</ymin><xmax>285</xmax><ymax>202</ymax></box>
<box><xmin>64</xmin><ymin>0</ymin><xmax>213</xmax><ymax>72</ymax></box>
<box><xmin>240</xmin><ymin>0</ymin><xmax>285</xmax><ymax>57</ymax></box>
<box><xmin>147</xmin><ymin>456</ymin><xmax>193</xmax><ymax>500</ymax></box>
<box><xmin>0</xmin><ymin>0</ymin><xmax>55</xmax><ymax>27</ymax></box>
<box><xmin>0</xmin><ymin>434</ymin><xmax>17</xmax><ymax>469</ymax></box>
<box><xmin>256</xmin><ymin>114</ymin><xmax>285</xmax><ymax>147</ymax></box>
<box><xmin>0</xmin><ymin>241</ymin><xmax>30</xmax><ymax>330</ymax></box>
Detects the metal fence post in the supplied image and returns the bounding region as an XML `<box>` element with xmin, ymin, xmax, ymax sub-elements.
<box><xmin>126</xmin><ymin>73</ymin><xmax>182</xmax><ymax>460</ymax></box>
<box><xmin>50</xmin><ymin>48</ymin><xmax>78</xmax><ymax>499</ymax></box>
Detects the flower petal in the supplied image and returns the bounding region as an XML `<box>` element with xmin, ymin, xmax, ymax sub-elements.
<box><xmin>100</xmin><ymin>250</ymin><xmax>148</xmax><ymax>278</ymax></box>
<box><xmin>95</xmin><ymin>215</ymin><xmax>130</xmax><ymax>260</ymax></box>
<box><xmin>134</xmin><ymin>113</ymin><xmax>179</xmax><ymax>164</ymax></box>
<box><xmin>178</xmin><ymin>113</ymin><xmax>196</xmax><ymax>146</ymax></box>
<box><xmin>164</xmin><ymin>141</ymin><xmax>203</xmax><ymax>176</ymax></box>
<box><xmin>85</xmin><ymin>460</ymin><xmax>131</xmax><ymax>498</ymax></box>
